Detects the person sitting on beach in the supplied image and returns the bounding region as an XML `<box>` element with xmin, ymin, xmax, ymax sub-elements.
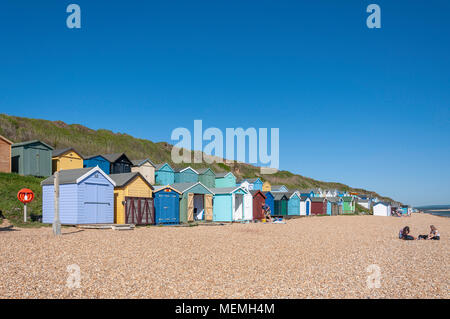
<box><xmin>400</xmin><ymin>226</ymin><xmax>415</xmax><ymax>240</ymax></box>
<box><xmin>429</xmin><ymin>225</ymin><xmax>440</xmax><ymax>240</ymax></box>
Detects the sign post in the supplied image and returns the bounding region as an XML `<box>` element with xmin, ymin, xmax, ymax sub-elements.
<box><xmin>53</xmin><ymin>171</ymin><xmax>61</xmax><ymax>235</ymax></box>
<box><xmin>17</xmin><ymin>189</ymin><xmax>34</xmax><ymax>223</ymax></box>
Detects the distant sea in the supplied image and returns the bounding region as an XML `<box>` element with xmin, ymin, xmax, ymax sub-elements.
<box><xmin>416</xmin><ymin>205</ymin><xmax>450</xmax><ymax>217</ymax></box>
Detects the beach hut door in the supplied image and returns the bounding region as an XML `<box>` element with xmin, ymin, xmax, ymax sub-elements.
<box><xmin>187</xmin><ymin>193</ymin><xmax>194</xmax><ymax>221</ymax></box>
<box><xmin>204</xmin><ymin>194</ymin><xmax>213</xmax><ymax>221</ymax></box>
<box><xmin>244</xmin><ymin>194</ymin><xmax>252</xmax><ymax>220</ymax></box>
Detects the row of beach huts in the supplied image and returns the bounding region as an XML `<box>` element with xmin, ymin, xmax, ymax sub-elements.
<box><xmin>0</xmin><ymin>138</ymin><xmax>409</xmax><ymax>225</ymax></box>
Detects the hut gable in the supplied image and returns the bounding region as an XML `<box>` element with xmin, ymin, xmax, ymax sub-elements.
<box><xmin>155</xmin><ymin>163</ymin><xmax>175</xmax><ymax>185</ymax></box>
<box><xmin>52</xmin><ymin>148</ymin><xmax>84</xmax><ymax>173</ymax></box>
<box><xmin>214</xmin><ymin>172</ymin><xmax>237</xmax><ymax>188</ymax></box>
<box><xmin>131</xmin><ymin>158</ymin><xmax>156</xmax><ymax>185</ymax></box>
<box><xmin>101</xmin><ymin>153</ymin><xmax>132</xmax><ymax>174</ymax></box>
<box><xmin>197</xmin><ymin>168</ymin><xmax>216</xmax><ymax>189</ymax></box>
<box><xmin>174</xmin><ymin>166</ymin><xmax>199</xmax><ymax>183</ymax></box>
<box><xmin>0</xmin><ymin>134</ymin><xmax>13</xmax><ymax>173</ymax></box>
<box><xmin>271</xmin><ymin>185</ymin><xmax>289</xmax><ymax>192</ymax></box>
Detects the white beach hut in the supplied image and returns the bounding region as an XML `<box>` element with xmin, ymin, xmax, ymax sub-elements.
<box><xmin>373</xmin><ymin>202</ymin><xmax>391</xmax><ymax>217</ymax></box>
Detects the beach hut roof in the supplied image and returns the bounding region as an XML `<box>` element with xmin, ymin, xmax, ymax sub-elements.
<box><xmin>284</xmin><ymin>191</ymin><xmax>300</xmax><ymax>199</ymax></box>
<box><xmin>374</xmin><ymin>201</ymin><xmax>390</xmax><ymax>207</ymax></box>
<box><xmin>271</xmin><ymin>185</ymin><xmax>289</xmax><ymax>191</ymax></box>
<box><xmin>131</xmin><ymin>158</ymin><xmax>155</xmax><ymax>167</ymax></box>
<box><xmin>215</xmin><ymin>172</ymin><xmax>235</xmax><ymax>178</ymax></box>
<box><xmin>210</xmin><ymin>186</ymin><xmax>247</xmax><ymax>195</ymax></box>
<box><xmin>83</xmin><ymin>154</ymin><xmax>109</xmax><ymax>161</ymax></box>
<box><xmin>175</xmin><ymin>166</ymin><xmax>199</xmax><ymax>174</ymax></box>
<box><xmin>155</xmin><ymin>163</ymin><xmax>173</xmax><ymax>171</ymax></box>
<box><xmin>170</xmin><ymin>182</ymin><xmax>213</xmax><ymax>194</ymax></box>
<box><xmin>197</xmin><ymin>168</ymin><xmax>216</xmax><ymax>175</ymax></box>
<box><xmin>358</xmin><ymin>198</ymin><xmax>370</xmax><ymax>203</ymax></box>
<box><xmin>273</xmin><ymin>193</ymin><xmax>288</xmax><ymax>200</ymax></box>
<box><xmin>52</xmin><ymin>147</ymin><xmax>83</xmax><ymax>159</ymax></box>
<box><xmin>153</xmin><ymin>185</ymin><xmax>182</xmax><ymax>194</ymax></box>
<box><xmin>327</xmin><ymin>197</ymin><xmax>341</xmax><ymax>203</ymax></box>
<box><xmin>310</xmin><ymin>197</ymin><xmax>327</xmax><ymax>202</ymax></box>
<box><xmin>300</xmin><ymin>195</ymin><xmax>310</xmax><ymax>201</ymax></box>
<box><xmin>109</xmin><ymin>172</ymin><xmax>154</xmax><ymax>189</ymax></box>
<box><xmin>12</xmin><ymin>140</ymin><xmax>53</xmax><ymax>150</ymax></box>
<box><xmin>249</xmin><ymin>190</ymin><xmax>266</xmax><ymax>198</ymax></box>
<box><xmin>100</xmin><ymin>153</ymin><xmax>130</xmax><ymax>163</ymax></box>
<box><xmin>41</xmin><ymin>167</ymin><xmax>115</xmax><ymax>186</ymax></box>
<box><xmin>0</xmin><ymin>135</ymin><xmax>13</xmax><ymax>145</ymax></box>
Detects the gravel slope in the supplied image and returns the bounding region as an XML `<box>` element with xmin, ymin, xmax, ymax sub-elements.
<box><xmin>0</xmin><ymin>214</ymin><xmax>448</xmax><ymax>298</ymax></box>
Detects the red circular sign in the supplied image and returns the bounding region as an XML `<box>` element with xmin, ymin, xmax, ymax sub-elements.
<box><xmin>17</xmin><ymin>188</ymin><xmax>34</xmax><ymax>204</ymax></box>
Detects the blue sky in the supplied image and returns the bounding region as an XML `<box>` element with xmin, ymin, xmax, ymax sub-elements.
<box><xmin>0</xmin><ymin>1</ymin><xmax>449</xmax><ymax>206</ymax></box>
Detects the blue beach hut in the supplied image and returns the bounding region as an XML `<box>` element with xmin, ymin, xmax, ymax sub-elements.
<box><xmin>263</xmin><ymin>191</ymin><xmax>275</xmax><ymax>216</ymax></box>
<box><xmin>41</xmin><ymin>167</ymin><xmax>115</xmax><ymax>224</ymax></box>
<box><xmin>153</xmin><ymin>186</ymin><xmax>182</xmax><ymax>224</ymax></box>
<box><xmin>155</xmin><ymin>163</ymin><xmax>175</xmax><ymax>185</ymax></box>
<box><xmin>286</xmin><ymin>191</ymin><xmax>301</xmax><ymax>216</ymax></box>
<box><xmin>83</xmin><ymin>155</ymin><xmax>110</xmax><ymax>174</ymax></box>
<box><xmin>211</xmin><ymin>186</ymin><xmax>250</xmax><ymax>222</ymax></box>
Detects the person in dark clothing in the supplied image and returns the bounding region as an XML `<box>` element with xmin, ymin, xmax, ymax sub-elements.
<box><xmin>400</xmin><ymin>226</ymin><xmax>415</xmax><ymax>240</ymax></box>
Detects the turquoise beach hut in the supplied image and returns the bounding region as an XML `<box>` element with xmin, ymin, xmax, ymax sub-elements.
<box><xmin>155</xmin><ymin>163</ymin><xmax>175</xmax><ymax>185</ymax></box>
<box><xmin>211</xmin><ymin>186</ymin><xmax>250</xmax><ymax>222</ymax></box>
<box><xmin>214</xmin><ymin>172</ymin><xmax>236</xmax><ymax>188</ymax></box>
<box><xmin>286</xmin><ymin>191</ymin><xmax>301</xmax><ymax>216</ymax></box>
<box><xmin>174</xmin><ymin>166</ymin><xmax>199</xmax><ymax>183</ymax></box>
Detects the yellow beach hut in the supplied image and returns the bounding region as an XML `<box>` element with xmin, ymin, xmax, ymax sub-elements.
<box><xmin>52</xmin><ymin>148</ymin><xmax>84</xmax><ymax>173</ymax></box>
<box><xmin>262</xmin><ymin>181</ymin><xmax>271</xmax><ymax>192</ymax></box>
<box><xmin>109</xmin><ymin>172</ymin><xmax>154</xmax><ymax>225</ymax></box>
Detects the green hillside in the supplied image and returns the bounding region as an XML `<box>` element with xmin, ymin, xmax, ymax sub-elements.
<box><xmin>0</xmin><ymin>113</ymin><xmax>394</xmax><ymax>218</ymax></box>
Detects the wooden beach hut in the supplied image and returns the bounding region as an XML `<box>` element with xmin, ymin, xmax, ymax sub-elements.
<box><xmin>286</xmin><ymin>191</ymin><xmax>301</xmax><ymax>216</ymax></box>
<box><xmin>300</xmin><ymin>196</ymin><xmax>311</xmax><ymax>216</ymax></box>
<box><xmin>131</xmin><ymin>158</ymin><xmax>155</xmax><ymax>185</ymax></box>
<box><xmin>0</xmin><ymin>135</ymin><xmax>13</xmax><ymax>173</ymax></box>
<box><xmin>271</xmin><ymin>185</ymin><xmax>289</xmax><ymax>193</ymax></box>
<box><xmin>310</xmin><ymin>197</ymin><xmax>327</xmax><ymax>215</ymax></box>
<box><xmin>109</xmin><ymin>172</ymin><xmax>154</xmax><ymax>225</ymax></box>
<box><xmin>273</xmin><ymin>193</ymin><xmax>288</xmax><ymax>216</ymax></box>
<box><xmin>373</xmin><ymin>202</ymin><xmax>392</xmax><ymax>217</ymax></box>
<box><xmin>102</xmin><ymin>153</ymin><xmax>133</xmax><ymax>174</ymax></box>
<box><xmin>263</xmin><ymin>191</ymin><xmax>275</xmax><ymax>216</ymax></box>
<box><xmin>41</xmin><ymin>167</ymin><xmax>115</xmax><ymax>224</ymax></box>
<box><xmin>262</xmin><ymin>181</ymin><xmax>271</xmax><ymax>192</ymax></box>
<box><xmin>172</xmin><ymin>182</ymin><xmax>213</xmax><ymax>223</ymax></box>
<box><xmin>342</xmin><ymin>196</ymin><xmax>355</xmax><ymax>214</ymax></box>
<box><xmin>12</xmin><ymin>140</ymin><xmax>53</xmax><ymax>177</ymax></box>
<box><xmin>52</xmin><ymin>148</ymin><xmax>84</xmax><ymax>173</ymax></box>
<box><xmin>357</xmin><ymin>198</ymin><xmax>371</xmax><ymax>210</ymax></box>
<box><xmin>327</xmin><ymin>197</ymin><xmax>341</xmax><ymax>216</ymax></box>
<box><xmin>249</xmin><ymin>190</ymin><xmax>266</xmax><ymax>220</ymax></box>
<box><xmin>153</xmin><ymin>186</ymin><xmax>181</xmax><ymax>224</ymax></box>
<box><xmin>214</xmin><ymin>172</ymin><xmax>236</xmax><ymax>187</ymax></box>
<box><xmin>83</xmin><ymin>155</ymin><xmax>110</xmax><ymax>174</ymax></box>
<box><xmin>211</xmin><ymin>186</ymin><xmax>251</xmax><ymax>222</ymax></box>
<box><xmin>197</xmin><ymin>168</ymin><xmax>216</xmax><ymax>188</ymax></box>
<box><xmin>155</xmin><ymin>163</ymin><xmax>175</xmax><ymax>185</ymax></box>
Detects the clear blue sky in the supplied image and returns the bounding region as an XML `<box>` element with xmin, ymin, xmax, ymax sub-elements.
<box><xmin>0</xmin><ymin>1</ymin><xmax>449</xmax><ymax>206</ymax></box>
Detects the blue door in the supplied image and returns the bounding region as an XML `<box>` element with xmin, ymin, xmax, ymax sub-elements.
<box><xmin>155</xmin><ymin>193</ymin><xmax>180</xmax><ymax>224</ymax></box>
<box><xmin>84</xmin><ymin>183</ymin><xmax>111</xmax><ymax>223</ymax></box>
<box><xmin>306</xmin><ymin>201</ymin><xmax>310</xmax><ymax>216</ymax></box>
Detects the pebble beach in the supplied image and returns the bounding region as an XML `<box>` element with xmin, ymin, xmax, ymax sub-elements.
<box><xmin>0</xmin><ymin>214</ymin><xmax>448</xmax><ymax>299</ymax></box>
